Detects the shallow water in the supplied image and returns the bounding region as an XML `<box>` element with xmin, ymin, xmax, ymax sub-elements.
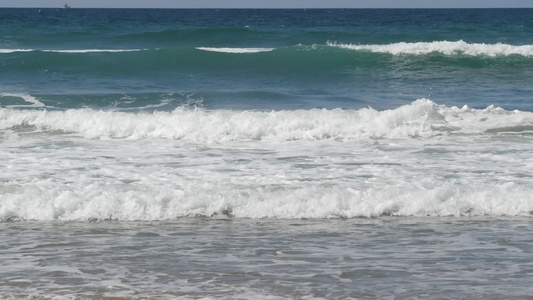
<box><xmin>1</xmin><ymin>217</ymin><xmax>532</xmax><ymax>299</ymax></box>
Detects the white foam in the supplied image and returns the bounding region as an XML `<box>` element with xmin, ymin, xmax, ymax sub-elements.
<box><xmin>2</xmin><ymin>99</ymin><xmax>533</xmax><ymax>221</ymax></box>
<box><xmin>41</xmin><ymin>49</ymin><xmax>145</xmax><ymax>53</ymax></box>
<box><xmin>196</xmin><ymin>47</ymin><xmax>276</xmax><ymax>53</ymax></box>
<box><xmin>0</xmin><ymin>49</ymin><xmax>33</xmax><ymax>54</ymax></box>
<box><xmin>0</xmin><ymin>49</ymin><xmax>144</xmax><ymax>54</ymax></box>
<box><xmin>1</xmin><ymin>177</ymin><xmax>532</xmax><ymax>221</ymax></box>
<box><xmin>0</xmin><ymin>93</ymin><xmax>46</xmax><ymax>108</ymax></box>
<box><xmin>328</xmin><ymin>40</ymin><xmax>533</xmax><ymax>57</ymax></box>
<box><xmin>1</xmin><ymin>99</ymin><xmax>532</xmax><ymax>141</ymax></box>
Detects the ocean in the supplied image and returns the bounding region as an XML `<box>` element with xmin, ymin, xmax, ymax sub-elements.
<box><xmin>1</xmin><ymin>8</ymin><xmax>533</xmax><ymax>299</ymax></box>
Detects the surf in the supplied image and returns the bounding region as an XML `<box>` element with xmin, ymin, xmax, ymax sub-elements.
<box><xmin>2</xmin><ymin>168</ymin><xmax>532</xmax><ymax>221</ymax></box>
<box><xmin>196</xmin><ymin>47</ymin><xmax>276</xmax><ymax>53</ymax></box>
<box><xmin>328</xmin><ymin>40</ymin><xmax>533</xmax><ymax>57</ymax></box>
<box><xmin>2</xmin><ymin>99</ymin><xmax>533</xmax><ymax>141</ymax></box>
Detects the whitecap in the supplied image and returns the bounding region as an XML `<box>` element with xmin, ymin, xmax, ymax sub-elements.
<box><xmin>2</xmin><ymin>99</ymin><xmax>533</xmax><ymax>141</ymax></box>
<box><xmin>328</xmin><ymin>40</ymin><xmax>533</xmax><ymax>57</ymax></box>
<box><xmin>0</xmin><ymin>93</ymin><xmax>46</xmax><ymax>108</ymax></box>
<box><xmin>196</xmin><ymin>47</ymin><xmax>276</xmax><ymax>53</ymax></box>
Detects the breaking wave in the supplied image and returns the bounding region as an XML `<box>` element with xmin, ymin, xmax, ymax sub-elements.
<box><xmin>328</xmin><ymin>40</ymin><xmax>533</xmax><ymax>57</ymax></box>
<box><xmin>2</xmin><ymin>99</ymin><xmax>532</xmax><ymax>141</ymax></box>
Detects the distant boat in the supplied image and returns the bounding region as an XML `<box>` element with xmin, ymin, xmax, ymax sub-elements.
<box><xmin>63</xmin><ymin>4</ymin><xmax>71</xmax><ymax>9</ymax></box>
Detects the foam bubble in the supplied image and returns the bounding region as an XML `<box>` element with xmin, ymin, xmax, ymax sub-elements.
<box><xmin>329</xmin><ymin>40</ymin><xmax>533</xmax><ymax>57</ymax></box>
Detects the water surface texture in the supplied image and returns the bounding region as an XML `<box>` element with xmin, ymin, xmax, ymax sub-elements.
<box><xmin>1</xmin><ymin>8</ymin><xmax>533</xmax><ymax>298</ymax></box>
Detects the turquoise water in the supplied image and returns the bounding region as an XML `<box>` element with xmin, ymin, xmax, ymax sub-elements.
<box><xmin>1</xmin><ymin>8</ymin><xmax>533</xmax><ymax>298</ymax></box>
<box><xmin>1</xmin><ymin>8</ymin><xmax>533</xmax><ymax>110</ymax></box>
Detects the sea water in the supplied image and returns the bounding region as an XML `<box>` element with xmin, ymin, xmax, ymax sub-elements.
<box><xmin>1</xmin><ymin>8</ymin><xmax>533</xmax><ymax>299</ymax></box>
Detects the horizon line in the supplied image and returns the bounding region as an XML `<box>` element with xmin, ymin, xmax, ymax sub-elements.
<box><xmin>1</xmin><ymin>6</ymin><xmax>533</xmax><ymax>9</ymax></box>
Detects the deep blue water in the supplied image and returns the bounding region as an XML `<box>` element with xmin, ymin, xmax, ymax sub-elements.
<box><xmin>1</xmin><ymin>8</ymin><xmax>533</xmax><ymax>111</ymax></box>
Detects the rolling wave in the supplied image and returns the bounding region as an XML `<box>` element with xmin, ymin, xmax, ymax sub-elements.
<box><xmin>2</xmin><ymin>99</ymin><xmax>533</xmax><ymax>141</ymax></box>
<box><xmin>3</xmin><ymin>40</ymin><xmax>533</xmax><ymax>57</ymax></box>
<box><xmin>2</xmin><ymin>41</ymin><xmax>532</xmax><ymax>76</ymax></box>
<box><xmin>2</xmin><ymin>180</ymin><xmax>532</xmax><ymax>221</ymax></box>
<box><xmin>2</xmin><ymin>99</ymin><xmax>533</xmax><ymax>221</ymax></box>
<box><xmin>329</xmin><ymin>40</ymin><xmax>533</xmax><ymax>57</ymax></box>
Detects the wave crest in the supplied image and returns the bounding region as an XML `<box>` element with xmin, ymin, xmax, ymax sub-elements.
<box><xmin>196</xmin><ymin>47</ymin><xmax>275</xmax><ymax>53</ymax></box>
<box><xmin>329</xmin><ymin>40</ymin><xmax>533</xmax><ymax>57</ymax></box>
<box><xmin>2</xmin><ymin>99</ymin><xmax>533</xmax><ymax>141</ymax></box>
<box><xmin>2</xmin><ymin>180</ymin><xmax>532</xmax><ymax>221</ymax></box>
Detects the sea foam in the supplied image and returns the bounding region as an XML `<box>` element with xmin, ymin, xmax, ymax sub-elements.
<box><xmin>3</xmin><ymin>99</ymin><xmax>533</xmax><ymax>221</ymax></box>
<box><xmin>329</xmin><ymin>40</ymin><xmax>533</xmax><ymax>56</ymax></box>
<box><xmin>42</xmin><ymin>49</ymin><xmax>145</xmax><ymax>53</ymax></box>
<box><xmin>196</xmin><ymin>47</ymin><xmax>276</xmax><ymax>53</ymax></box>
<box><xmin>1</xmin><ymin>99</ymin><xmax>532</xmax><ymax>141</ymax></box>
<box><xmin>0</xmin><ymin>93</ymin><xmax>45</xmax><ymax>108</ymax></box>
<box><xmin>0</xmin><ymin>49</ymin><xmax>145</xmax><ymax>54</ymax></box>
<box><xmin>0</xmin><ymin>49</ymin><xmax>33</xmax><ymax>54</ymax></box>
<box><xmin>1</xmin><ymin>177</ymin><xmax>532</xmax><ymax>221</ymax></box>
